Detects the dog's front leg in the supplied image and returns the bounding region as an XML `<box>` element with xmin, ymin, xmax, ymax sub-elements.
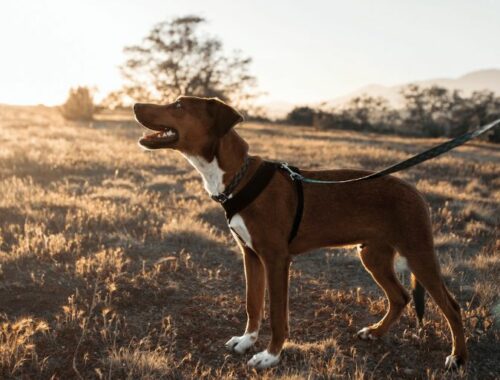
<box><xmin>226</xmin><ymin>247</ymin><xmax>265</xmax><ymax>354</ymax></box>
<box><xmin>248</xmin><ymin>255</ymin><xmax>291</xmax><ymax>369</ymax></box>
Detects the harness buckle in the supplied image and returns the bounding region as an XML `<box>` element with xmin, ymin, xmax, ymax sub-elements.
<box><xmin>211</xmin><ymin>193</ymin><xmax>229</xmax><ymax>204</ymax></box>
<box><xmin>279</xmin><ymin>162</ymin><xmax>302</xmax><ymax>181</ymax></box>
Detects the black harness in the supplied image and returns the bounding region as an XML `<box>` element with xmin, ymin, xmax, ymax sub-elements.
<box><xmin>212</xmin><ymin>160</ymin><xmax>304</xmax><ymax>244</ymax></box>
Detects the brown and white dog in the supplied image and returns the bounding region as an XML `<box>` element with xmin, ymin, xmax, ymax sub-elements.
<box><xmin>134</xmin><ymin>96</ymin><xmax>466</xmax><ymax>370</ymax></box>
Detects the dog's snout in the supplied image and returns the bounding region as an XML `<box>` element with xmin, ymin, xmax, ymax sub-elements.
<box><xmin>133</xmin><ymin>103</ymin><xmax>143</xmax><ymax>114</ymax></box>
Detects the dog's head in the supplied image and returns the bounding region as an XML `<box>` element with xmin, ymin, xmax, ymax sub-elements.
<box><xmin>134</xmin><ymin>96</ymin><xmax>243</xmax><ymax>158</ymax></box>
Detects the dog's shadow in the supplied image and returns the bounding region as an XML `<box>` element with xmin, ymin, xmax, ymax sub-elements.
<box><xmin>198</xmin><ymin>207</ymin><xmax>228</xmax><ymax>236</ymax></box>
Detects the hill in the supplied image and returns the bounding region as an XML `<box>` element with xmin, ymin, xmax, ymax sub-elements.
<box><xmin>263</xmin><ymin>69</ymin><xmax>500</xmax><ymax>117</ymax></box>
<box><xmin>326</xmin><ymin>68</ymin><xmax>500</xmax><ymax>109</ymax></box>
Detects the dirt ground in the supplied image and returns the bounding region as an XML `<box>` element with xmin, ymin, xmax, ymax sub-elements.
<box><xmin>0</xmin><ymin>105</ymin><xmax>498</xmax><ymax>379</ymax></box>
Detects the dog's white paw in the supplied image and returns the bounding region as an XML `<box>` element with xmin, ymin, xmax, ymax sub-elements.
<box><xmin>225</xmin><ymin>332</ymin><xmax>258</xmax><ymax>354</ymax></box>
<box><xmin>445</xmin><ymin>355</ymin><xmax>464</xmax><ymax>371</ymax></box>
<box><xmin>247</xmin><ymin>350</ymin><xmax>280</xmax><ymax>369</ymax></box>
<box><xmin>356</xmin><ymin>327</ymin><xmax>378</xmax><ymax>340</ymax></box>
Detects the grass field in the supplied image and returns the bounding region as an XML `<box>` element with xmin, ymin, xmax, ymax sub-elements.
<box><xmin>0</xmin><ymin>105</ymin><xmax>498</xmax><ymax>379</ymax></box>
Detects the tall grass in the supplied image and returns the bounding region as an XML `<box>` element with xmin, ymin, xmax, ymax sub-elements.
<box><xmin>0</xmin><ymin>105</ymin><xmax>498</xmax><ymax>378</ymax></box>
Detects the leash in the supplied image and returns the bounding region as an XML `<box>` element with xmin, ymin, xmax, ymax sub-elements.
<box><xmin>280</xmin><ymin>118</ymin><xmax>500</xmax><ymax>184</ymax></box>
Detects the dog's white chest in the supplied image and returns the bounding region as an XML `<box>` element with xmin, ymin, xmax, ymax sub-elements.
<box><xmin>229</xmin><ymin>214</ymin><xmax>254</xmax><ymax>250</ymax></box>
<box><xmin>181</xmin><ymin>153</ymin><xmax>225</xmax><ymax>195</ymax></box>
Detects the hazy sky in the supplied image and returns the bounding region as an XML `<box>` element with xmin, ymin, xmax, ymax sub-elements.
<box><xmin>1</xmin><ymin>0</ymin><xmax>499</xmax><ymax>105</ymax></box>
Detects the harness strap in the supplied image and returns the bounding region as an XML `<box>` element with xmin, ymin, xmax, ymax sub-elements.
<box><xmin>284</xmin><ymin>165</ymin><xmax>303</xmax><ymax>243</ymax></box>
<box><xmin>220</xmin><ymin>160</ymin><xmax>304</xmax><ymax>244</ymax></box>
<box><xmin>222</xmin><ymin>161</ymin><xmax>278</xmax><ymax>221</ymax></box>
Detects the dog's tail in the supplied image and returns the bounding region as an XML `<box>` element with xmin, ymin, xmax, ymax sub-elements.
<box><xmin>411</xmin><ymin>273</ymin><xmax>425</xmax><ymax>327</ymax></box>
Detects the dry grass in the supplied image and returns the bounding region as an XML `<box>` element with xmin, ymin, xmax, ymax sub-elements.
<box><xmin>0</xmin><ymin>105</ymin><xmax>498</xmax><ymax>379</ymax></box>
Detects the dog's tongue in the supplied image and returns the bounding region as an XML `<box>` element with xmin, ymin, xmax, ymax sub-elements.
<box><xmin>142</xmin><ymin>131</ymin><xmax>163</xmax><ymax>140</ymax></box>
<box><xmin>138</xmin><ymin>129</ymin><xmax>178</xmax><ymax>148</ymax></box>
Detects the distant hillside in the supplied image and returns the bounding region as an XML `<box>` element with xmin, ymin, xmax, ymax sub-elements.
<box><xmin>262</xmin><ymin>69</ymin><xmax>500</xmax><ymax>118</ymax></box>
<box><xmin>325</xmin><ymin>69</ymin><xmax>500</xmax><ymax>109</ymax></box>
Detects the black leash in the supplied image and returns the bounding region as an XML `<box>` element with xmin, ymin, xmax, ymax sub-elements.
<box><xmin>280</xmin><ymin>118</ymin><xmax>500</xmax><ymax>184</ymax></box>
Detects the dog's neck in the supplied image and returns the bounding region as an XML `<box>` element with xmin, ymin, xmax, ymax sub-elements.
<box><xmin>182</xmin><ymin>128</ymin><xmax>249</xmax><ymax>196</ymax></box>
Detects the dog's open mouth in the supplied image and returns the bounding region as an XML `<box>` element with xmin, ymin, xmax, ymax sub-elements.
<box><xmin>138</xmin><ymin>127</ymin><xmax>179</xmax><ymax>149</ymax></box>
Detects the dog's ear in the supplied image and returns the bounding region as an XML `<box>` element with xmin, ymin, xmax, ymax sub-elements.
<box><xmin>207</xmin><ymin>98</ymin><xmax>243</xmax><ymax>137</ymax></box>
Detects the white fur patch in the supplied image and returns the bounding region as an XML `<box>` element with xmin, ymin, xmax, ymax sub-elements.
<box><xmin>225</xmin><ymin>332</ymin><xmax>258</xmax><ymax>354</ymax></box>
<box><xmin>394</xmin><ymin>256</ymin><xmax>409</xmax><ymax>274</ymax></box>
<box><xmin>357</xmin><ymin>327</ymin><xmax>377</xmax><ymax>340</ymax></box>
<box><xmin>229</xmin><ymin>214</ymin><xmax>253</xmax><ymax>249</ymax></box>
<box><xmin>247</xmin><ymin>350</ymin><xmax>280</xmax><ymax>369</ymax></box>
<box><xmin>181</xmin><ymin>154</ymin><xmax>225</xmax><ymax>195</ymax></box>
<box><xmin>445</xmin><ymin>355</ymin><xmax>462</xmax><ymax>370</ymax></box>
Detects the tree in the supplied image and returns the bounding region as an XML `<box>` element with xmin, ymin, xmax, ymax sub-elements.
<box><xmin>458</xmin><ymin>91</ymin><xmax>500</xmax><ymax>142</ymax></box>
<box><xmin>114</xmin><ymin>15</ymin><xmax>257</xmax><ymax>109</ymax></box>
<box><xmin>400</xmin><ymin>85</ymin><xmax>500</xmax><ymax>139</ymax></box>
<box><xmin>401</xmin><ymin>85</ymin><xmax>458</xmax><ymax>136</ymax></box>
<box><xmin>342</xmin><ymin>95</ymin><xmax>398</xmax><ymax>132</ymax></box>
<box><xmin>310</xmin><ymin>85</ymin><xmax>499</xmax><ymax>141</ymax></box>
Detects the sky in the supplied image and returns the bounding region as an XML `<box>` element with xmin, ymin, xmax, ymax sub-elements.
<box><xmin>1</xmin><ymin>0</ymin><xmax>499</xmax><ymax>106</ymax></box>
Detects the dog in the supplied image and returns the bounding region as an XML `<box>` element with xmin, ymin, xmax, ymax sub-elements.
<box><xmin>134</xmin><ymin>96</ymin><xmax>466</xmax><ymax>370</ymax></box>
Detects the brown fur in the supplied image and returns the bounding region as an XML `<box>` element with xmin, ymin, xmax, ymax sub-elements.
<box><xmin>134</xmin><ymin>96</ymin><xmax>467</xmax><ymax>368</ymax></box>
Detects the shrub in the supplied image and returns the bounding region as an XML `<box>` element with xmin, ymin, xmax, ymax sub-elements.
<box><xmin>285</xmin><ymin>106</ymin><xmax>316</xmax><ymax>126</ymax></box>
<box><xmin>60</xmin><ymin>87</ymin><xmax>94</xmax><ymax>121</ymax></box>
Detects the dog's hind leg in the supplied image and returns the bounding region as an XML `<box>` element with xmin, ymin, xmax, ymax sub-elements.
<box><xmin>357</xmin><ymin>243</ymin><xmax>410</xmax><ymax>340</ymax></box>
<box><xmin>402</xmin><ymin>246</ymin><xmax>467</xmax><ymax>370</ymax></box>
<box><xmin>226</xmin><ymin>246</ymin><xmax>265</xmax><ymax>354</ymax></box>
